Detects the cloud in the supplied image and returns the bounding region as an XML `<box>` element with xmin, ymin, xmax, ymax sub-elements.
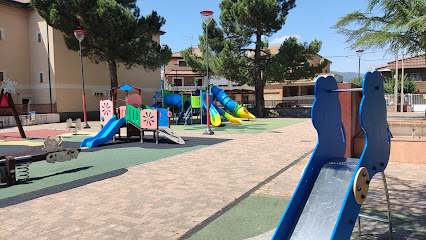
<box><xmin>270</xmin><ymin>35</ymin><xmax>301</xmax><ymax>45</ymax></box>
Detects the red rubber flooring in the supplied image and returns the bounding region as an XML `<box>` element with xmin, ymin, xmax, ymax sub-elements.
<box><xmin>0</xmin><ymin>129</ymin><xmax>71</xmax><ymax>141</ymax></box>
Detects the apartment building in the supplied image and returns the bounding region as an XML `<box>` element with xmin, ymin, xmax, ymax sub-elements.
<box><xmin>0</xmin><ymin>0</ymin><xmax>163</xmax><ymax>120</ymax></box>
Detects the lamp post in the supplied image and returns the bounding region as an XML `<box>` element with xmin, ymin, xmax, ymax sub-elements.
<box><xmin>74</xmin><ymin>30</ymin><xmax>90</xmax><ymax>128</ymax></box>
<box><xmin>356</xmin><ymin>49</ymin><xmax>364</xmax><ymax>82</ymax></box>
<box><xmin>200</xmin><ymin>10</ymin><xmax>214</xmax><ymax>135</ymax></box>
<box><xmin>161</xmin><ymin>44</ymin><xmax>168</xmax><ymax>92</ymax></box>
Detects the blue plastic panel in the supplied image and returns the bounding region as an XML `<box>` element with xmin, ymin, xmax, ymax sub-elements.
<box><xmin>158</xmin><ymin>108</ymin><xmax>169</xmax><ymax>127</ymax></box>
<box><xmin>273</xmin><ymin>76</ymin><xmax>346</xmax><ymax>239</ymax></box>
<box><xmin>332</xmin><ymin>71</ymin><xmax>390</xmax><ymax>239</ymax></box>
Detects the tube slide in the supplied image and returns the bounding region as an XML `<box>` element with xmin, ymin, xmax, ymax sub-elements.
<box><xmin>211</xmin><ymin>86</ymin><xmax>255</xmax><ymax>119</ymax></box>
<box><xmin>80</xmin><ymin>116</ymin><xmax>126</xmax><ymax>148</ymax></box>
<box><xmin>212</xmin><ymin>102</ymin><xmax>242</xmax><ymax>125</ymax></box>
<box><xmin>164</xmin><ymin>94</ymin><xmax>191</xmax><ymax>124</ymax></box>
<box><xmin>201</xmin><ymin>92</ymin><xmax>221</xmax><ymax>127</ymax></box>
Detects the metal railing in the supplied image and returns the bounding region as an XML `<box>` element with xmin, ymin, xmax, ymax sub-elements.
<box><xmin>384</xmin><ymin>94</ymin><xmax>426</xmax><ymax>112</ymax></box>
<box><xmin>0</xmin><ymin>103</ymin><xmax>57</xmax><ymax>116</ymax></box>
<box><xmin>266</xmin><ymin>95</ymin><xmax>315</xmax><ymax>108</ymax></box>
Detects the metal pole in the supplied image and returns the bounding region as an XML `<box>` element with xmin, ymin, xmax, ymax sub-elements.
<box><xmin>401</xmin><ymin>49</ymin><xmax>405</xmax><ymax>112</ymax></box>
<box><xmin>203</xmin><ymin>23</ymin><xmax>213</xmax><ymax>135</ymax></box>
<box><xmin>46</xmin><ymin>24</ymin><xmax>53</xmax><ymax>113</ymax></box>
<box><xmin>394</xmin><ymin>49</ymin><xmax>399</xmax><ymax>112</ymax></box>
<box><xmin>358</xmin><ymin>56</ymin><xmax>361</xmax><ymax>80</ymax></box>
<box><xmin>381</xmin><ymin>172</ymin><xmax>393</xmax><ymax>240</ymax></box>
<box><xmin>79</xmin><ymin>41</ymin><xmax>90</xmax><ymax>128</ymax></box>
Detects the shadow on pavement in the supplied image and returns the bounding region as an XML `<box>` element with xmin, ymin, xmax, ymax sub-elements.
<box><xmin>0</xmin><ymin>168</ymin><xmax>128</xmax><ymax>208</ymax></box>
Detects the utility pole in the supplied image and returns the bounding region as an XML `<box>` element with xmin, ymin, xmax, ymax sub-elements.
<box><xmin>394</xmin><ymin>49</ymin><xmax>399</xmax><ymax>112</ymax></box>
<box><xmin>401</xmin><ymin>49</ymin><xmax>405</xmax><ymax>112</ymax></box>
<box><xmin>356</xmin><ymin>50</ymin><xmax>364</xmax><ymax>81</ymax></box>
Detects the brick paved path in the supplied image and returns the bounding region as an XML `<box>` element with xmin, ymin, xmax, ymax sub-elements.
<box><xmin>0</xmin><ymin>120</ymin><xmax>317</xmax><ymax>239</ymax></box>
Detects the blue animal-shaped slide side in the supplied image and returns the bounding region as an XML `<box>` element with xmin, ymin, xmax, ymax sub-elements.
<box><xmin>80</xmin><ymin>116</ymin><xmax>127</xmax><ymax>148</ymax></box>
<box><xmin>273</xmin><ymin>71</ymin><xmax>390</xmax><ymax>240</ymax></box>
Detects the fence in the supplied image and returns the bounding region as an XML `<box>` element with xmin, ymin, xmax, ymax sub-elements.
<box><xmin>0</xmin><ymin>103</ymin><xmax>57</xmax><ymax>116</ymax></box>
<box><xmin>384</xmin><ymin>94</ymin><xmax>426</xmax><ymax>112</ymax></box>
<box><xmin>265</xmin><ymin>95</ymin><xmax>315</xmax><ymax>108</ymax></box>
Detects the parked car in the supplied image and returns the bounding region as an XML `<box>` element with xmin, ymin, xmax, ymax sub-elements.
<box><xmin>243</xmin><ymin>103</ymin><xmax>254</xmax><ymax>108</ymax></box>
<box><xmin>275</xmin><ymin>102</ymin><xmax>300</xmax><ymax>108</ymax></box>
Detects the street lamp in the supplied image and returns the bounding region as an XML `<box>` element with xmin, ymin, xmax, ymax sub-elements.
<box><xmin>356</xmin><ymin>49</ymin><xmax>364</xmax><ymax>82</ymax></box>
<box><xmin>161</xmin><ymin>44</ymin><xmax>168</xmax><ymax>92</ymax></box>
<box><xmin>200</xmin><ymin>10</ymin><xmax>214</xmax><ymax>135</ymax></box>
<box><xmin>73</xmin><ymin>30</ymin><xmax>90</xmax><ymax>128</ymax></box>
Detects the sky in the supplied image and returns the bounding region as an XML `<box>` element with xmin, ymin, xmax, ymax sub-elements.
<box><xmin>138</xmin><ymin>0</ymin><xmax>399</xmax><ymax>73</ymax></box>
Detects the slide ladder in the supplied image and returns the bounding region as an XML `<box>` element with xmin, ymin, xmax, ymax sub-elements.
<box><xmin>184</xmin><ymin>106</ymin><xmax>192</xmax><ymax>126</ymax></box>
<box><xmin>273</xmin><ymin>71</ymin><xmax>390</xmax><ymax>240</ymax></box>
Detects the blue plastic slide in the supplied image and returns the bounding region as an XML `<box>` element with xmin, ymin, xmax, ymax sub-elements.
<box><xmin>80</xmin><ymin>116</ymin><xmax>127</xmax><ymax>148</ymax></box>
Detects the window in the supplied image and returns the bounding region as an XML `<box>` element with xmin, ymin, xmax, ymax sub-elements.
<box><xmin>196</xmin><ymin>79</ymin><xmax>202</xmax><ymax>86</ymax></box>
<box><xmin>0</xmin><ymin>28</ymin><xmax>4</xmax><ymax>40</ymax></box>
<box><xmin>37</xmin><ymin>31</ymin><xmax>42</xmax><ymax>42</ymax></box>
<box><xmin>22</xmin><ymin>98</ymin><xmax>30</xmax><ymax>104</ymax></box>
<box><xmin>174</xmin><ymin>79</ymin><xmax>182</xmax><ymax>86</ymax></box>
<box><xmin>178</xmin><ymin>61</ymin><xmax>187</xmax><ymax>67</ymax></box>
<box><xmin>410</xmin><ymin>73</ymin><xmax>422</xmax><ymax>82</ymax></box>
<box><xmin>0</xmin><ymin>71</ymin><xmax>4</xmax><ymax>81</ymax></box>
<box><xmin>39</xmin><ymin>72</ymin><xmax>44</xmax><ymax>83</ymax></box>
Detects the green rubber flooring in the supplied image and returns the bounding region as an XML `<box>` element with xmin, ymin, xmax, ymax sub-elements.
<box><xmin>188</xmin><ymin>195</ymin><xmax>289</xmax><ymax>240</ymax></box>
<box><xmin>169</xmin><ymin>118</ymin><xmax>305</xmax><ymax>134</ymax></box>
<box><xmin>0</xmin><ymin>136</ymin><xmax>229</xmax><ymax>200</ymax></box>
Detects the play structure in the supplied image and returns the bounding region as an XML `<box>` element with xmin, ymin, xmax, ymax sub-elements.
<box><xmin>0</xmin><ymin>137</ymin><xmax>80</xmax><ymax>186</ymax></box>
<box><xmin>273</xmin><ymin>71</ymin><xmax>391</xmax><ymax>239</ymax></box>
<box><xmin>162</xmin><ymin>86</ymin><xmax>255</xmax><ymax>127</ymax></box>
<box><xmin>0</xmin><ymin>80</ymin><xmax>26</xmax><ymax>138</ymax></box>
<box><xmin>80</xmin><ymin>84</ymin><xmax>184</xmax><ymax>148</ymax></box>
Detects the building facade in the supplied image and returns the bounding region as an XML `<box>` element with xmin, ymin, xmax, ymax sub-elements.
<box><xmin>376</xmin><ymin>54</ymin><xmax>426</xmax><ymax>93</ymax></box>
<box><xmin>164</xmin><ymin>45</ymin><xmax>331</xmax><ymax>107</ymax></box>
<box><xmin>0</xmin><ymin>0</ymin><xmax>163</xmax><ymax>120</ymax></box>
<box><xmin>164</xmin><ymin>47</ymin><xmax>256</xmax><ymax>106</ymax></box>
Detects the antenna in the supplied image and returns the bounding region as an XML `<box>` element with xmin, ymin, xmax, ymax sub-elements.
<box><xmin>184</xmin><ymin>35</ymin><xmax>194</xmax><ymax>47</ymax></box>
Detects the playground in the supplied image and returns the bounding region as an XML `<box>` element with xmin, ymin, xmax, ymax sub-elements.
<box><xmin>1</xmin><ymin>119</ymin><xmax>424</xmax><ymax>239</ymax></box>
<box><xmin>0</xmin><ymin>74</ymin><xmax>425</xmax><ymax>240</ymax></box>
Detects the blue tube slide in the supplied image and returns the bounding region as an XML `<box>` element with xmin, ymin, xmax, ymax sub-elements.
<box><xmin>211</xmin><ymin>86</ymin><xmax>255</xmax><ymax>119</ymax></box>
<box><xmin>164</xmin><ymin>94</ymin><xmax>191</xmax><ymax>124</ymax></box>
<box><xmin>211</xmin><ymin>86</ymin><xmax>237</xmax><ymax>112</ymax></box>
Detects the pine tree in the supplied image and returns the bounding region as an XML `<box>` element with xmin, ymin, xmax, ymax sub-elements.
<box><xmin>183</xmin><ymin>1</ymin><xmax>326</xmax><ymax>117</ymax></box>
<box><xmin>333</xmin><ymin>0</ymin><xmax>426</xmax><ymax>54</ymax></box>
<box><xmin>31</xmin><ymin>0</ymin><xmax>171</xmax><ymax>88</ymax></box>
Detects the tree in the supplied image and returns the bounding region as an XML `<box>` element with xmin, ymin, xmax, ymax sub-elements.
<box><xmin>351</xmin><ymin>76</ymin><xmax>363</xmax><ymax>86</ymax></box>
<box><xmin>383</xmin><ymin>72</ymin><xmax>417</xmax><ymax>94</ymax></box>
<box><xmin>31</xmin><ymin>0</ymin><xmax>171</xmax><ymax>88</ymax></box>
<box><xmin>266</xmin><ymin>37</ymin><xmax>328</xmax><ymax>83</ymax></box>
<box><xmin>333</xmin><ymin>0</ymin><xmax>426</xmax><ymax>54</ymax></box>
<box><xmin>183</xmin><ymin>22</ymin><xmax>327</xmax><ymax>117</ymax></box>
<box><xmin>184</xmin><ymin>1</ymin><xmax>326</xmax><ymax>117</ymax></box>
<box><xmin>219</xmin><ymin>0</ymin><xmax>297</xmax><ymax>117</ymax></box>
